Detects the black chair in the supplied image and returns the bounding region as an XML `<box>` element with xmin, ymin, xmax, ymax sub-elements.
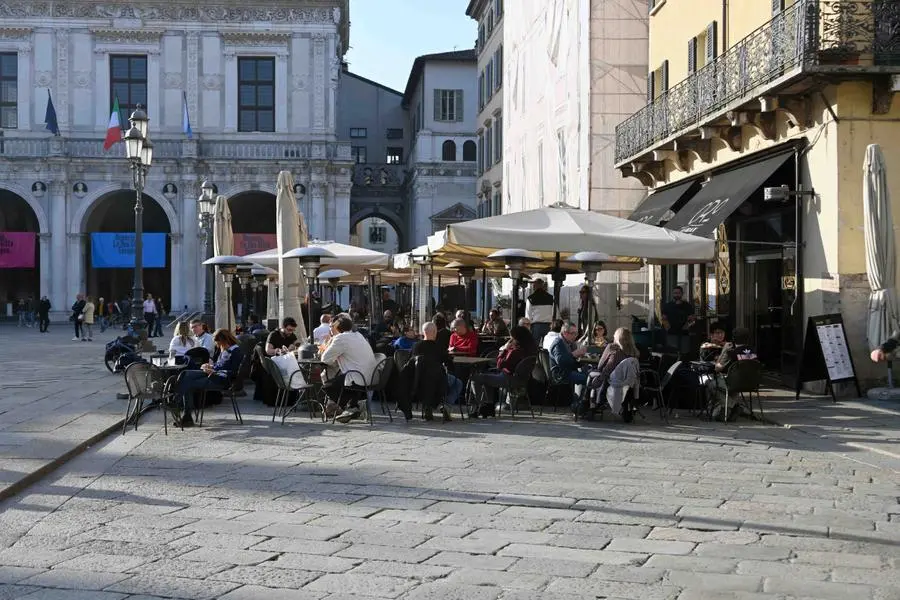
<box><xmin>411</xmin><ymin>355</ymin><xmax>451</xmax><ymax>419</ymax></box>
<box><xmin>184</xmin><ymin>346</ymin><xmax>210</xmax><ymax>368</ymax></box>
<box><xmin>370</xmin><ymin>357</ymin><xmax>394</xmax><ymax>422</ymax></box>
<box><xmin>640</xmin><ymin>368</ymin><xmax>668</xmax><ymax>423</ymax></box>
<box><xmin>333</xmin><ymin>369</ymin><xmax>371</xmax><ymax>425</ymax></box>
<box><xmin>538</xmin><ymin>349</ymin><xmax>570</xmax><ymax>414</ymax></box>
<box><xmin>262</xmin><ymin>357</ymin><xmax>322</xmax><ymax>424</ymax></box>
<box><xmin>173</xmin><ymin>368</ymin><xmax>244</xmax><ymax>427</ymax></box>
<box><xmin>393</xmin><ymin>349</ymin><xmax>412</xmax><ymax>373</ymax></box>
<box><xmin>497</xmin><ymin>355</ymin><xmax>538</xmax><ymax>419</ymax></box>
<box><xmin>724</xmin><ymin>359</ymin><xmax>764</xmax><ymax>421</ymax></box>
<box><xmin>123</xmin><ymin>363</ymin><xmax>178</xmax><ymax>435</ymax></box>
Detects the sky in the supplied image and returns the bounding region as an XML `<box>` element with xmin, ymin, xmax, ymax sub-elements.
<box><xmin>345</xmin><ymin>0</ymin><xmax>477</xmax><ymax>93</ymax></box>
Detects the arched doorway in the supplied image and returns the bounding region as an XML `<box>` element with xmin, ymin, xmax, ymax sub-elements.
<box><xmin>0</xmin><ymin>190</ymin><xmax>41</xmax><ymax>311</ymax></box>
<box><xmin>84</xmin><ymin>191</ymin><xmax>172</xmax><ymax>311</ymax></box>
<box><xmin>351</xmin><ymin>216</ymin><xmax>400</xmax><ymax>255</ymax></box>
<box><xmin>228</xmin><ymin>191</ymin><xmax>277</xmax><ymax>320</ymax></box>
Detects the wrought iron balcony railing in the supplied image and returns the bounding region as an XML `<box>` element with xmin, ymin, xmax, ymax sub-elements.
<box><xmin>615</xmin><ymin>0</ymin><xmax>900</xmax><ymax>164</ymax></box>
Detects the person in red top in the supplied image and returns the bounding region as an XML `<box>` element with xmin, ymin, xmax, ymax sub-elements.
<box><xmin>448</xmin><ymin>318</ymin><xmax>479</xmax><ymax>357</ymax></box>
<box><xmin>469</xmin><ymin>325</ymin><xmax>537</xmax><ymax>418</ymax></box>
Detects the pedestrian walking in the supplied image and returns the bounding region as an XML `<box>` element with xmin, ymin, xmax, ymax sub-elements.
<box><xmin>16</xmin><ymin>299</ymin><xmax>26</xmax><ymax>327</ymax></box>
<box><xmin>153</xmin><ymin>296</ymin><xmax>165</xmax><ymax>337</ymax></box>
<box><xmin>97</xmin><ymin>296</ymin><xmax>109</xmax><ymax>332</ymax></box>
<box><xmin>25</xmin><ymin>296</ymin><xmax>35</xmax><ymax>327</ymax></box>
<box><xmin>82</xmin><ymin>296</ymin><xmax>96</xmax><ymax>341</ymax></box>
<box><xmin>71</xmin><ymin>294</ymin><xmax>86</xmax><ymax>341</ymax></box>
<box><xmin>143</xmin><ymin>293</ymin><xmax>157</xmax><ymax>337</ymax></box>
<box><xmin>38</xmin><ymin>296</ymin><xmax>51</xmax><ymax>332</ymax></box>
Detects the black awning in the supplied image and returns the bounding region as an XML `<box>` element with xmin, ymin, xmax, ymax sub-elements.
<box><xmin>663</xmin><ymin>151</ymin><xmax>795</xmax><ymax>237</ymax></box>
<box><xmin>628</xmin><ymin>179</ymin><xmax>700</xmax><ymax>225</ymax></box>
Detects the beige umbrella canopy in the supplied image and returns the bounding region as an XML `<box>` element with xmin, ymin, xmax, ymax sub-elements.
<box><xmin>212</xmin><ymin>194</ymin><xmax>236</xmax><ymax>331</ymax></box>
<box><xmin>276</xmin><ymin>171</ymin><xmax>308</xmax><ymax>340</ymax></box>
<box><xmin>864</xmin><ymin>144</ymin><xmax>899</xmax><ymax>351</ymax></box>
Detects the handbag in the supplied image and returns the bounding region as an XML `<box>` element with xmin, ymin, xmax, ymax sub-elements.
<box><xmin>271</xmin><ymin>353</ymin><xmax>307</xmax><ymax>389</ymax></box>
<box><xmin>77</xmin><ymin>314</ymin><xmax>84</xmax><ymax>322</ymax></box>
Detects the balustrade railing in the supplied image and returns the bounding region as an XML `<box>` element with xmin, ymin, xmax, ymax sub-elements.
<box><xmin>615</xmin><ymin>0</ymin><xmax>900</xmax><ymax>163</ymax></box>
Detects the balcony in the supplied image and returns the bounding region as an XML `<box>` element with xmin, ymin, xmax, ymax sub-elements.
<box><xmin>0</xmin><ymin>134</ymin><xmax>352</xmax><ymax>162</ymax></box>
<box><xmin>615</xmin><ymin>0</ymin><xmax>900</xmax><ymax>167</ymax></box>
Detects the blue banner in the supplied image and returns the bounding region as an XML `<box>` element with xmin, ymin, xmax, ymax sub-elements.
<box><xmin>91</xmin><ymin>233</ymin><xmax>167</xmax><ymax>268</ymax></box>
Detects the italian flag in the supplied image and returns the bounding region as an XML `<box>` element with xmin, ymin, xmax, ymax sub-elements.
<box><xmin>103</xmin><ymin>97</ymin><xmax>123</xmax><ymax>150</ymax></box>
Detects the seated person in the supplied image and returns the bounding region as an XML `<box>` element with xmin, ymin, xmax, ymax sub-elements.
<box><xmin>266</xmin><ymin>317</ymin><xmax>298</xmax><ymax>356</ymax></box>
<box><xmin>392</xmin><ymin>325</ymin><xmax>419</xmax><ymax>351</ymax></box>
<box><xmin>548</xmin><ymin>321</ymin><xmax>588</xmax><ymax>410</ymax></box>
<box><xmin>587</xmin><ymin>327</ymin><xmax>639</xmax><ymax>413</ymax></box>
<box><xmin>320</xmin><ymin>314</ymin><xmax>378</xmax><ymax>423</ymax></box>
<box><xmin>700</xmin><ymin>322</ymin><xmax>727</xmax><ymax>361</ymax></box>
<box><xmin>471</xmin><ymin>326</ymin><xmax>538</xmax><ymax>418</ymax></box>
<box><xmin>541</xmin><ymin>319</ymin><xmax>564</xmax><ymax>351</ymax></box>
<box><xmin>168</xmin><ymin>321</ymin><xmax>197</xmax><ymax>362</ymax></box>
<box><xmin>448</xmin><ymin>318</ymin><xmax>479</xmax><ymax>357</ymax></box>
<box><xmin>411</xmin><ymin>322</ymin><xmax>462</xmax><ymax>420</ymax></box>
<box><xmin>191</xmin><ymin>319</ymin><xmax>215</xmax><ymax>354</ymax></box>
<box><xmin>702</xmin><ymin>327</ymin><xmax>758</xmax><ymax>416</ymax></box>
<box><xmin>373</xmin><ymin>310</ymin><xmax>399</xmax><ymax>339</ymax></box>
<box><xmin>586</xmin><ymin>321</ymin><xmax>609</xmax><ymax>354</ymax></box>
<box><xmin>433</xmin><ymin>313</ymin><xmax>452</xmax><ymax>353</ymax></box>
<box><xmin>246</xmin><ymin>314</ymin><xmax>266</xmax><ymax>335</ymax></box>
<box><xmin>313</xmin><ymin>314</ymin><xmax>333</xmax><ymax>345</ymax></box>
<box><xmin>518</xmin><ymin>317</ymin><xmax>532</xmax><ymax>331</ymax></box>
<box><xmin>481</xmin><ymin>308</ymin><xmax>510</xmax><ymax>338</ymax></box>
<box><xmin>174</xmin><ymin>329</ymin><xmax>244</xmax><ymax>427</ymax></box>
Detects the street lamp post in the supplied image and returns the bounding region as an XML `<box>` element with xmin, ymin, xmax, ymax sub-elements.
<box><xmin>488</xmin><ymin>249</ymin><xmax>540</xmax><ymax>326</ymax></box>
<box><xmin>197</xmin><ymin>181</ymin><xmax>216</xmax><ymax>317</ymax></box>
<box><xmin>123</xmin><ymin>105</ymin><xmax>153</xmax><ymax>336</ymax></box>
<box><xmin>283</xmin><ymin>246</ymin><xmax>337</xmax><ymax>354</ymax></box>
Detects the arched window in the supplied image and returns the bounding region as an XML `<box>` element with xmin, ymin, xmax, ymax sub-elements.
<box><xmin>462</xmin><ymin>140</ymin><xmax>477</xmax><ymax>162</ymax></box>
<box><xmin>441</xmin><ymin>140</ymin><xmax>457</xmax><ymax>161</ymax></box>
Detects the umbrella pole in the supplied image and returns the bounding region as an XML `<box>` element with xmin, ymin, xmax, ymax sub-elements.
<box><xmin>367</xmin><ymin>270</ymin><xmax>374</xmax><ymax>334</ymax></box>
<box><xmin>481</xmin><ymin>269</ymin><xmax>488</xmax><ymax>324</ymax></box>
<box><xmin>552</xmin><ymin>253</ymin><xmax>561</xmax><ymax>321</ymax></box>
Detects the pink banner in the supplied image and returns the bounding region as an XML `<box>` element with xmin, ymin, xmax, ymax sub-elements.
<box><xmin>0</xmin><ymin>232</ymin><xmax>36</xmax><ymax>268</ymax></box>
<box><xmin>233</xmin><ymin>233</ymin><xmax>277</xmax><ymax>257</ymax></box>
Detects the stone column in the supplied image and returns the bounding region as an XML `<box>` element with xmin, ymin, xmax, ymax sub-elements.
<box><xmin>276</xmin><ymin>51</ymin><xmax>289</xmax><ymax>133</ymax></box>
<box><xmin>49</xmin><ymin>182</ymin><xmax>67</xmax><ymax>316</ymax></box>
<box><xmin>169</xmin><ymin>232</ymin><xmax>184</xmax><ymax>313</ymax></box>
<box><xmin>310</xmin><ymin>182</ymin><xmax>326</xmax><ymax>241</ymax></box>
<box><xmin>38</xmin><ymin>233</ymin><xmax>51</xmax><ymax>300</ymax></box>
<box><xmin>180</xmin><ymin>181</ymin><xmax>199</xmax><ymax>311</ymax></box>
<box><xmin>66</xmin><ymin>233</ymin><xmax>85</xmax><ymax>304</ymax></box>
<box><xmin>333</xmin><ymin>181</ymin><xmax>352</xmax><ymax>244</ymax></box>
<box><xmin>324</xmin><ymin>182</ymin><xmax>336</xmax><ymax>241</ymax></box>
<box><xmin>312</xmin><ymin>33</ymin><xmax>326</xmax><ymax>133</ymax></box>
<box><xmin>223</xmin><ymin>50</ymin><xmax>237</xmax><ymax>133</ymax></box>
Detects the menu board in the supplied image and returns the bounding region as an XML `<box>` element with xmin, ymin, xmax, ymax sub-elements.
<box><xmin>796</xmin><ymin>314</ymin><xmax>860</xmax><ymax>402</ymax></box>
<box><xmin>815</xmin><ymin>321</ymin><xmax>855</xmax><ymax>381</ymax></box>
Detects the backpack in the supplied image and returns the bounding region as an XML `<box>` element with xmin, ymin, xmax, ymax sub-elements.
<box><xmin>114</xmin><ymin>352</ymin><xmax>145</xmax><ymax>373</ymax></box>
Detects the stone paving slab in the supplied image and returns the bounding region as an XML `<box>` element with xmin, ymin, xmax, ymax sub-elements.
<box><xmin>0</xmin><ymin>325</ymin><xmax>159</xmax><ymax>501</ymax></box>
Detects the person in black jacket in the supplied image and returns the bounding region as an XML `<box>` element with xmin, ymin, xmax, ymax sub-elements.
<box><xmin>71</xmin><ymin>294</ymin><xmax>86</xmax><ymax>341</ymax></box>
<box><xmin>174</xmin><ymin>329</ymin><xmax>244</xmax><ymax>427</ymax></box>
<box><xmin>38</xmin><ymin>296</ymin><xmax>51</xmax><ymax>332</ymax></box>
<box><xmin>871</xmin><ymin>331</ymin><xmax>900</xmax><ymax>363</ymax></box>
<box><xmin>432</xmin><ymin>312</ymin><xmax>452</xmax><ymax>353</ymax></box>
<box><xmin>411</xmin><ymin>322</ymin><xmax>462</xmax><ymax>421</ymax></box>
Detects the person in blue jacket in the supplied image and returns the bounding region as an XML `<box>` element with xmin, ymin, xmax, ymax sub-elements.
<box><xmin>174</xmin><ymin>328</ymin><xmax>244</xmax><ymax>427</ymax></box>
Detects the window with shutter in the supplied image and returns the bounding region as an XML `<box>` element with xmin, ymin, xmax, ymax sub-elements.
<box><xmin>705</xmin><ymin>21</ymin><xmax>718</xmax><ymax>63</ymax></box>
<box><xmin>495</xmin><ymin>46</ymin><xmax>503</xmax><ymax>90</ymax></box>
<box><xmin>433</xmin><ymin>89</ymin><xmax>441</xmax><ymax>121</ymax></box>
<box><xmin>688</xmin><ymin>37</ymin><xmax>697</xmax><ymax>74</ymax></box>
<box><xmin>455</xmin><ymin>90</ymin><xmax>464</xmax><ymax>122</ymax></box>
<box><xmin>647</xmin><ymin>71</ymin><xmax>655</xmax><ymax>103</ymax></box>
<box><xmin>478</xmin><ymin>72</ymin><xmax>484</xmax><ymax>110</ymax></box>
<box><xmin>771</xmin><ymin>0</ymin><xmax>784</xmax><ymax>15</ymax></box>
<box><xmin>661</xmin><ymin>60</ymin><xmax>669</xmax><ymax>93</ymax></box>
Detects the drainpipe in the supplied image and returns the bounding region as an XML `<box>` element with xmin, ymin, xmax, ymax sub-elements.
<box><xmin>794</xmin><ymin>146</ymin><xmax>804</xmax><ymax>381</ymax></box>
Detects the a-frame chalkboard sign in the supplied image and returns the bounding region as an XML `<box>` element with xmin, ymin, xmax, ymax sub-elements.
<box><xmin>795</xmin><ymin>314</ymin><xmax>861</xmax><ymax>402</ymax></box>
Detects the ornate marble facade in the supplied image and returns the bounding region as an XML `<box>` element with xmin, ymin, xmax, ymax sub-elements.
<box><xmin>0</xmin><ymin>0</ymin><xmax>352</xmax><ymax>316</ymax></box>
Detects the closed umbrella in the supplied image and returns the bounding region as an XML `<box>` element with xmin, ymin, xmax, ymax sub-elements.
<box><xmin>212</xmin><ymin>194</ymin><xmax>235</xmax><ymax>331</ymax></box>
<box><xmin>276</xmin><ymin>171</ymin><xmax>308</xmax><ymax>340</ymax></box>
<box><xmin>864</xmin><ymin>144</ymin><xmax>899</xmax><ymax>357</ymax></box>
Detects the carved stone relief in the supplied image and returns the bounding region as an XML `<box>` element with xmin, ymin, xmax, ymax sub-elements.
<box><xmin>202</xmin><ymin>74</ymin><xmax>222</xmax><ymax>90</ymax></box>
<box><xmin>163</xmin><ymin>72</ymin><xmax>183</xmax><ymax>89</ymax></box>
<box><xmin>72</xmin><ymin>71</ymin><xmax>91</xmax><ymax>88</ymax></box>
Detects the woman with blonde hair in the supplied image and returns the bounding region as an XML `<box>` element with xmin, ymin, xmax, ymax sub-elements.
<box><xmin>581</xmin><ymin>327</ymin><xmax>640</xmax><ymax>415</ymax></box>
<box><xmin>168</xmin><ymin>321</ymin><xmax>196</xmax><ymax>360</ymax></box>
<box><xmin>81</xmin><ymin>295</ymin><xmax>96</xmax><ymax>341</ymax></box>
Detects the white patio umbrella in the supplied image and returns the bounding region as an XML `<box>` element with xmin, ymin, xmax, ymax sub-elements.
<box><xmin>244</xmin><ymin>240</ymin><xmax>391</xmax><ymax>275</ymax></box>
<box><xmin>212</xmin><ymin>194</ymin><xmax>236</xmax><ymax>331</ymax></box>
<box><xmin>429</xmin><ymin>204</ymin><xmax>714</xmax><ymax>264</ymax></box>
<box><xmin>276</xmin><ymin>171</ymin><xmax>307</xmax><ymax>340</ymax></box>
<box><xmin>863</xmin><ymin>144</ymin><xmax>899</xmax><ymax>353</ymax></box>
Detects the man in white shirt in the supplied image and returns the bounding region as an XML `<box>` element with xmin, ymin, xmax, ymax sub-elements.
<box><xmin>190</xmin><ymin>319</ymin><xmax>215</xmax><ymax>354</ymax></box>
<box><xmin>320</xmin><ymin>314</ymin><xmax>378</xmax><ymax>423</ymax></box>
<box><xmin>143</xmin><ymin>293</ymin><xmax>158</xmax><ymax>338</ymax></box>
<box><xmin>542</xmin><ymin>319</ymin><xmax>564</xmax><ymax>351</ymax></box>
<box><xmin>525</xmin><ymin>278</ymin><xmax>554</xmax><ymax>344</ymax></box>
<box><xmin>313</xmin><ymin>314</ymin><xmax>333</xmax><ymax>345</ymax></box>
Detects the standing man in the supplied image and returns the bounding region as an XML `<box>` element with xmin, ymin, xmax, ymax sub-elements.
<box><xmin>97</xmin><ymin>297</ymin><xmax>109</xmax><ymax>333</ymax></box>
<box><xmin>661</xmin><ymin>285</ymin><xmax>695</xmax><ymax>352</ymax></box>
<box><xmin>71</xmin><ymin>294</ymin><xmax>85</xmax><ymax>341</ymax></box>
<box><xmin>153</xmin><ymin>296</ymin><xmax>165</xmax><ymax>337</ymax></box>
<box><xmin>25</xmin><ymin>296</ymin><xmax>35</xmax><ymax>328</ymax></box>
<box><xmin>143</xmin><ymin>293</ymin><xmax>158</xmax><ymax>337</ymax></box>
<box><xmin>38</xmin><ymin>296</ymin><xmax>51</xmax><ymax>333</ymax></box>
<box><xmin>381</xmin><ymin>289</ymin><xmax>399</xmax><ymax>318</ymax></box>
<box><xmin>526</xmin><ymin>278</ymin><xmax>554</xmax><ymax>344</ymax></box>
